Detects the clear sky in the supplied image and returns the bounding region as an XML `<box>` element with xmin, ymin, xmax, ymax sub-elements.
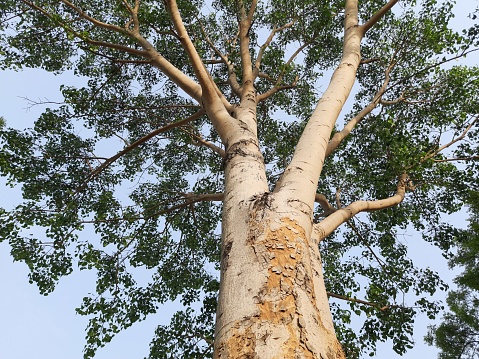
<box><xmin>0</xmin><ymin>2</ymin><xmax>477</xmax><ymax>358</ymax></box>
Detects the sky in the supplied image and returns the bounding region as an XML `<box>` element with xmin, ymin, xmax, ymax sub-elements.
<box><xmin>0</xmin><ymin>1</ymin><xmax>477</xmax><ymax>359</ymax></box>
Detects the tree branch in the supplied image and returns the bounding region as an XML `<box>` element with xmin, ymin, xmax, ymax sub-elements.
<box><xmin>21</xmin><ymin>0</ymin><xmax>147</xmax><ymax>58</ymax></box>
<box><xmin>327</xmin><ymin>292</ymin><xmax>389</xmax><ymax>311</ymax></box>
<box><xmin>78</xmin><ymin>109</ymin><xmax>206</xmax><ymax>189</ymax></box>
<box><xmin>314</xmin><ymin>174</ymin><xmax>409</xmax><ymax>242</ymax></box>
<box><xmin>257</xmin><ymin>38</ymin><xmax>312</xmax><ymax>102</ymax></box>
<box><xmin>58</xmin><ymin>0</ymin><xmax>128</xmax><ymax>34</ymax></box>
<box><xmin>326</xmin><ymin>61</ymin><xmax>394</xmax><ymax>157</ymax></box>
<box><xmin>254</xmin><ymin>20</ymin><xmax>296</xmax><ymax>74</ymax></box>
<box><xmin>314</xmin><ymin>193</ymin><xmax>337</xmax><ymax>218</ymax></box>
<box><xmin>179</xmin><ymin>127</ymin><xmax>226</xmax><ymax>157</ymax></box>
<box><xmin>420</xmin><ymin>115</ymin><xmax>479</xmax><ymax>164</ymax></box>
<box><xmin>275</xmin><ymin>0</ymin><xmax>363</xmax><ymax>210</ymax></box>
<box><xmin>81</xmin><ymin>192</ymin><xmax>224</xmax><ymax>224</ymax></box>
<box><xmin>257</xmin><ymin>76</ymin><xmax>299</xmax><ymax>103</ymax></box>
<box><xmin>359</xmin><ymin>0</ymin><xmax>400</xmax><ymax>35</ymax></box>
<box><xmin>238</xmin><ymin>0</ymin><xmax>257</xmax><ymax>101</ymax></box>
<box><xmin>434</xmin><ymin>156</ymin><xmax>479</xmax><ymax>163</ymax></box>
<box><xmin>164</xmin><ymin>0</ymin><xmax>234</xmax><ymax>141</ymax></box>
<box><xmin>196</xmin><ymin>16</ymin><xmax>241</xmax><ymax>98</ymax></box>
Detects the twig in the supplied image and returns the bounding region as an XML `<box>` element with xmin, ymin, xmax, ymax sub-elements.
<box><xmin>327</xmin><ymin>291</ymin><xmax>389</xmax><ymax>311</ymax></box>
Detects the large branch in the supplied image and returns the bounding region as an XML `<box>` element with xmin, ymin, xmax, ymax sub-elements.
<box><xmin>274</xmin><ymin>0</ymin><xmax>363</xmax><ymax>212</ymax></box>
<box><xmin>238</xmin><ymin>0</ymin><xmax>257</xmax><ymax>103</ymax></box>
<box><xmin>359</xmin><ymin>0</ymin><xmax>400</xmax><ymax>35</ymax></box>
<box><xmin>313</xmin><ymin>174</ymin><xmax>408</xmax><ymax>242</ymax></box>
<box><xmin>163</xmin><ymin>0</ymin><xmax>234</xmax><ymax>142</ymax></box>
<box><xmin>165</xmin><ymin>0</ymin><xmax>220</xmax><ymax>102</ymax></box>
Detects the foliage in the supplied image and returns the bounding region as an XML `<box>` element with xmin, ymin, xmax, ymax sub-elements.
<box><xmin>426</xmin><ymin>191</ymin><xmax>479</xmax><ymax>359</ymax></box>
<box><xmin>0</xmin><ymin>0</ymin><xmax>478</xmax><ymax>358</ymax></box>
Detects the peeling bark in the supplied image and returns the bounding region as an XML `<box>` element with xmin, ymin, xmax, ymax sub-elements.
<box><xmin>215</xmin><ymin>189</ymin><xmax>345</xmax><ymax>358</ymax></box>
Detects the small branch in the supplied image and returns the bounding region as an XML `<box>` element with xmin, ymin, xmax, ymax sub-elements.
<box><xmin>78</xmin><ymin>109</ymin><xmax>205</xmax><ymax>189</ymax></box>
<box><xmin>315</xmin><ymin>193</ymin><xmax>334</xmax><ymax>212</ymax></box>
<box><xmin>360</xmin><ymin>57</ymin><xmax>381</xmax><ymax>64</ymax></box>
<box><xmin>326</xmin><ymin>60</ymin><xmax>395</xmax><ymax>157</ymax></box>
<box><xmin>254</xmin><ymin>20</ymin><xmax>296</xmax><ymax>72</ymax></box>
<box><xmin>346</xmin><ymin>220</ymin><xmax>388</xmax><ymax>272</ymax></box>
<box><xmin>79</xmin><ymin>45</ymin><xmax>151</xmax><ymax>64</ymax></box>
<box><xmin>257</xmin><ymin>37</ymin><xmax>313</xmax><ymax>102</ymax></box>
<box><xmin>196</xmin><ymin>17</ymin><xmax>241</xmax><ymax>98</ymax></box>
<box><xmin>22</xmin><ymin>0</ymin><xmax>147</xmax><ymax>58</ymax></box>
<box><xmin>327</xmin><ymin>292</ymin><xmax>389</xmax><ymax>311</ymax></box>
<box><xmin>58</xmin><ymin>0</ymin><xmax>128</xmax><ymax>34</ymax></box>
<box><xmin>388</xmin><ymin>48</ymin><xmax>479</xmax><ymax>95</ymax></box>
<box><xmin>359</xmin><ymin>0</ymin><xmax>400</xmax><ymax>35</ymax></box>
<box><xmin>179</xmin><ymin>127</ymin><xmax>226</xmax><ymax>157</ymax></box>
<box><xmin>81</xmin><ymin>192</ymin><xmax>224</xmax><ymax>224</ymax></box>
<box><xmin>257</xmin><ymin>75</ymin><xmax>299</xmax><ymax>103</ymax></box>
<box><xmin>434</xmin><ymin>156</ymin><xmax>479</xmax><ymax>163</ymax></box>
<box><xmin>420</xmin><ymin>115</ymin><xmax>479</xmax><ymax>164</ymax></box>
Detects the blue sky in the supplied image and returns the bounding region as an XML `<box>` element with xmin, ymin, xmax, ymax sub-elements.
<box><xmin>1</xmin><ymin>2</ymin><xmax>477</xmax><ymax>358</ymax></box>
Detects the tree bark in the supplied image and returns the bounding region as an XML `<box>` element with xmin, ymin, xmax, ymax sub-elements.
<box><xmin>214</xmin><ymin>121</ymin><xmax>345</xmax><ymax>357</ymax></box>
<box><xmin>215</xmin><ymin>190</ymin><xmax>345</xmax><ymax>358</ymax></box>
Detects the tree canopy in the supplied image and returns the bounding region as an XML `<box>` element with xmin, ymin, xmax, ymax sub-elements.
<box><xmin>0</xmin><ymin>0</ymin><xmax>478</xmax><ymax>358</ymax></box>
<box><xmin>426</xmin><ymin>191</ymin><xmax>479</xmax><ymax>359</ymax></box>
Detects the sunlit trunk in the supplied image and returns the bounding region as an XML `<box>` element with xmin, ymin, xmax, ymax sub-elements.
<box><xmin>214</xmin><ymin>133</ymin><xmax>345</xmax><ymax>358</ymax></box>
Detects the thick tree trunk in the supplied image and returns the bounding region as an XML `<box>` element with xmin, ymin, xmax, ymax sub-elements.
<box><xmin>214</xmin><ymin>133</ymin><xmax>345</xmax><ymax>358</ymax></box>
<box><xmin>215</xmin><ymin>197</ymin><xmax>345</xmax><ymax>358</ymax></box>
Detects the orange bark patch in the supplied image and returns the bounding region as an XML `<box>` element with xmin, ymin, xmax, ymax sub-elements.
<box><xmin>253</xmin><ymin>217</ymin><xmax>316</xmax><ymax>358</ymax></box>
<box><xmin>221</xmin><ymin>324</ymin><xmax>256</xmax><ymax>359</ymax></box>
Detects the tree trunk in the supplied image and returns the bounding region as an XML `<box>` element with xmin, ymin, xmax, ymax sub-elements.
<box><xmin>214</xmin><ymin>134</ymin><xmax>345</xmax><ymax>358</ymax></box>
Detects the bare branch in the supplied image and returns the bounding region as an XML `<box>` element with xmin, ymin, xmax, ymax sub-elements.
<box><xmin>314</xmin><ymin>174</ymin><xmax>409</xmax><ymax>242</ymax></box>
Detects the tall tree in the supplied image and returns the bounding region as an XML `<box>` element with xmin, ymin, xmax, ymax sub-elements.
<box><xmin>0</xmin><ymin>0</ymin><xmax>478</xmax><ymax>358</ymax></box>
<box><xmin>426</xmin><ymin>191</ymin><xmax>479</xmax><ymax>358</ymax></box>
